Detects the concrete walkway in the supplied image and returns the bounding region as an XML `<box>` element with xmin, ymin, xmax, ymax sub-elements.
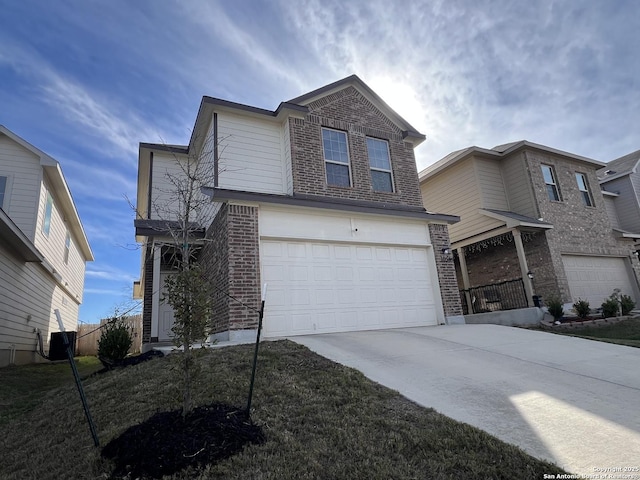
<box><xmin>292</xmin><ymin>325</ymin><xmax>640</xmax><ymax>476</ymax></box>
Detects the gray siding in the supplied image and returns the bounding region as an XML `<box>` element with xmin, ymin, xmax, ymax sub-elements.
<box><xmin>501</xmin><ymin>152</ymin><xmax>536</xmax><ymax>217</ymax></box>
<box><xmin>603</xmin><ymin>195</ymin><xmax>621</xmax><ymax>229</ymax></box>
<box><xmin>603</xmin><ymin>176</ymin><xmax>640</xmax><ymax>232</ymax></box>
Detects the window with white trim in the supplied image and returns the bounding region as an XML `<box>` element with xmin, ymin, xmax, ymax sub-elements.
<box><xmin>322</xmin><ymin>128</ymin><xmax>351</xmax><ymax>187</ymax></box>
<box><xmin>0</xmin><ymin>176</ymin><xmax>7</xmax><ymax>209</ymax></box>
<box><xmin>575</xmin><ymin>172</ymin><xmax>593</xmax><ymax>207</ymax></box>
<box><xmin>366</xmin><ymin>137</ymin><xmax>394</xmax><ymax>192</ymax></box>
<box><xmin>43</xmin><ymin>192</ymin><xmax>53</xmax><ymax>236</ymax></box>
<box><xmin>541</xmin><ymin>165</ymin><xmax>560</xmax><ymax>201</ymax></box>
<box><xmin>64</xmin><ymin>231</ymin><xmax>71</xmax><ymax>264</ymax></box>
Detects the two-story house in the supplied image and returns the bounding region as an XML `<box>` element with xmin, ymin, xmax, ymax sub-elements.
<box><xmin>419</xmin><ymin>141</ymin><xmax>640</xmax><ymax>313</ymax></box>
<box><xmin>134</xmin><ymin>75</ymin><xmax>462</xmax><ymax>349</ymax></box>
<box><xmin>0</xmin><ymin>126</ymin><xmax>93</xmax><ymax>366</ymax></box>
<box><xmin>599</xmin><ymin>149</ymin><xmax>640</xmax><ymax>252</ymax></box>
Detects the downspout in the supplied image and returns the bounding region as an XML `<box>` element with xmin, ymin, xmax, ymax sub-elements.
<box><xmin>147</xmin><ymin>152</ymin><xmax>153</xmax><ymax>220</ymax></box>
<box><xmin>213</xmin><ymin>112</ymin><xmax>219</xmax><ymax>187</ymax></box>
<box><xmin>9</xmin><ymin>344</ymin><xmax>16</xmax><ymax>365</ymax></box>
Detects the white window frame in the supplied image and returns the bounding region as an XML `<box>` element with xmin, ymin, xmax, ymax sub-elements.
<box><xmin>0</xmin><ymin>174</ymin><xmax>11</xmax><ymax>210</ymax></box>
<box><xmin>43</xmin><ymin>191</ymin><xmax>53</xmax><ymax>236</ymax></box>
<box><xmin>575</xmin><ymin>172</ymin><xmax>594</xmax><ymax>207</ymax></box>
<box><xmin>366</xmin><ymin>137</ymin><xmax>394</xmax><ymax>193</ymax></box>
<box><xmin>321</xmin><ymin>127</ymin><xmax>352</xmax><ymax>187</ymax></box>
<box><xmin>64</xmin><ymin>231</ymin><xmax>71</xmax><ymax>264</ymax></box>
<box><xmin>541</xmin><ymin>164</ymin><xmax>561</xmax><ymax>201</ymax></box>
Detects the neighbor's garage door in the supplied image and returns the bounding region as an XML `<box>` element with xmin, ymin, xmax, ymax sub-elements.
<box><xmin>261</xmin><ymin>240</ymin><xmax>438</xmax><ymax>336</ymax></box>
<box><xmin>562</xmin><ymin>255</ymin><xmax>636</xmax><ymax>305</ymax></box>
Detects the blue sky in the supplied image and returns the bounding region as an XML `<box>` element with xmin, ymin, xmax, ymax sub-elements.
<box><xmin>1</xmin><ymin>0</ymin><xmax>638</xmax><ymax>323</ymax></box>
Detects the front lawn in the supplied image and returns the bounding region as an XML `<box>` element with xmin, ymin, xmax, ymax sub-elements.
<box><xmin>0</xmin><ymin>341</ymin><xmax>566</xmax><ymax>479</ymax></box>
<box><xmin>546</xmin><ymin>318</ymin><xmax>640</xmax><ymax>348</ymax></box>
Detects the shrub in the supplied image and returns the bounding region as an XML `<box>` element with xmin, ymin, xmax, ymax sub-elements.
<box><xmin>572</xmin><ymin>299</ymin><xmax>590</xmax><ymax>319</ymax></box>
<box><xmin>98</xmin><ymin>317</ymin><xmax>133</xmax><ymax>362</ymax></box>
<box><xmin>546</xmin><ymin>296</ymin><xmax>564</xmax><ymax>321</ymax></box>
<box><xmin>620</xmin><ymin>294</ymin><xmax>636</xmax><ymax>315</ymax></box>
<box><xmin>601</xmin><ymin>297</ymin><xmax>620</xmax><ymax>318</ymax></box>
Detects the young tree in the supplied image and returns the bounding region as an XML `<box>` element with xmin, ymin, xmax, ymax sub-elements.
<box><xmin>146</xmin><ymin>135</ymin><xmax>218</xmax><ymax>416</ymax></box>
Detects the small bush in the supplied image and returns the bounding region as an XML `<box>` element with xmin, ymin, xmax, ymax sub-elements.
<box><xmin>572</xmin><ymin>299</ymin><xmax>590</xmax><ymax>319</ymax></box>
<box><xmin>601</xmin><ymin>297</ymin><xmax>620</xmax><ymax>318</ymax></box>
<box><xmin>620</xmin><ymin>294</ymin><xmax>636</xmax><ymax>315</ymax></box>
<box><xmin>98</xmin><ymin>317</ymin><xmax>133</xmax><ymax>362</ymax></box>
<box><xmin>546</xmin><ymin>296</ymin><xmax>564</xmax><ymax>320</ymax></box>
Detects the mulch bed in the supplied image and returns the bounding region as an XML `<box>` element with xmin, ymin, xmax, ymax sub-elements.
<box><xmin>102</xmin><ymin>403</ymin><xmax>265</xmax><ymax>478</ymax></box>
<box><xmin>98</xmin><ymin>350</ymin><xmax>164</xmax><ymax>373</ymax></box>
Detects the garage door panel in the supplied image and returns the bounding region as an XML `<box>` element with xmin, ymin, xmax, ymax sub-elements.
<box><xmin>262</xmin><ymin>239</ymin><xmax>439</xmax><ymax>336</ymax></box>
<box><xmin>562</xmin><ymin>255</ymin><xmax>635</xmax><ymax>306</ymax></box>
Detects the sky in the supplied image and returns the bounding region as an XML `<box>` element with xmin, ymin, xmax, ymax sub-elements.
<box><xmin>1</xmin><ymin>0</ymin><xmax>638</xmax><ymax>324</ymax></box>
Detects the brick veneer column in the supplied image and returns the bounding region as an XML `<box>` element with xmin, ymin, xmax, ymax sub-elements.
<box><xmin>227</xmin><ymin>204</ymin><xmax>261</xmax><ymax>331</ymax></box>
<box><xmin>142</xmin><ymin>245</ymin><xmax>153</xmax><ymax>344</ymax></box>
<box><xmin>428</xmin><ymin>224</ymin><xmax>463</xmax><ymax>321</ymax></box>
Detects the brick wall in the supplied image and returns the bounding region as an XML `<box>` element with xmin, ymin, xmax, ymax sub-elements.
<box><xmin>200</xmin><ymin>204</ymin><xmax>230</xmax><ymax>334</ymax></box>
<box><xmin>290</xmin><ymin>86</ymin><xmax>424</xmax><ymax>208</ymax></box>
<box><xmin>227</xmin><ymin>204</ymin><xmax>261</xmax><ymax>331</ymax></box>
<box><xmin>525</xmin><ymin>150</ymin><xmax>640</xmax><ymax>301</ymax></box>
<box><xmin>142</xmin><ymin>245</ymin><xmax>153</xmax><ymax>344</ymax></box>
<box><xmin>428</xmin><ymin>224</ymin><xmax>463</xmax><ymax>317</ymax></box>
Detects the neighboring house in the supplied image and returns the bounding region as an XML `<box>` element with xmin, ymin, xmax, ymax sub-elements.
<box><xmin>598</xmin><ymin>149</ymin><xmax>640</xmax><ymax>251</ymax></box>
<box><xmin>134</xmin><ymin>75</ymin><xmax>462</xmax><ymax>349</ymax></box>
<box><xmin>0</xmin><ymin>126</ymin><xmax>93</xmax><ymax>366</ymax></box>
<box><xmin>419</xmin><ymin>141</ymin><xmax>640</xmax><ymax>313</ymax></box>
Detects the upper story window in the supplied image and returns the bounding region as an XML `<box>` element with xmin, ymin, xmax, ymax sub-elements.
<box><xmin>541</xmin><ymin>165</ymin><xmax>560</xmax><ymax>201</ymax></box>
<box><xmin>43</xmin><ymin>192</ymin><xmax>53</xmax><ymax>236</ymax></box>
<box><xmin>366</xmin><ymin>137</ymin><xmax>394</xmax><ymax>192</ymax></box>
<box><xmin>0</xmin><ymin>176</ymin><xmax>7</xmax><ymax>209</ymax></box>
<box><xmin>575</xmin><ymin>172</ymin><xmax>594</xmax><ymax>207</ymax></box>
<box><xmin>64</xmin><ymin>231</ymin><xmax>71</xmax><ymax>264</ymax></box>
<box><xmin>322</xmin><ymin>128</ymin><xmax>351</xmax><ymax>187</ymax></box>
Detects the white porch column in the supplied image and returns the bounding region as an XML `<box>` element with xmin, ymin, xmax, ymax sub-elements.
<box><xmin>151</xmin><ymin>244</ymin><xmax>161</xmax><ymax>339</ymax></box>
<box><xmin>512</xmin><ymin>229</ymin><xmax>535</xmax><ymax>307</ymax></box>
<box><xmin>455</xmin><ymin>247</ymin><xmax>473</xmax><ymax>311</ymax></box>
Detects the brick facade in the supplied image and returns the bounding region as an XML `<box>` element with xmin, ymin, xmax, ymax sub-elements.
<box><xmin>200</xmin><ymin>203</ymin><xmax>261</xmax><ymax>334</ymax></box>
<box><xmin>290</xmin><ymin>87</ymin><xmax>424</xmax><ymax>208</ymax></box>
<box><xmin>142</xmin><ymin>245</ymin><xmax>153</xmax><ymax>344</ymax></box>
<box><xmin>428</xmin><ymin>224</ymin><xmax>463</xmax><ymax>317</ymax></box>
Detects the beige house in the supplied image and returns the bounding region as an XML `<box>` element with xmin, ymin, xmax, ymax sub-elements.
<box><xmin>0</xmin><ymin>126</ymin><xmax>93</xmax><ymax>366</ymax></box>
<box><xmin>419</xmin><ymin>141</ymin><xmax>640</xmax><ymax>313</ymax></box>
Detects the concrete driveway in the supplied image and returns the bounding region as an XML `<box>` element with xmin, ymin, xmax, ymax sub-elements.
<box><xmin>292</xmin><ymin>325</ymin><xmax>640</xmax><ymax>476</ymax></box>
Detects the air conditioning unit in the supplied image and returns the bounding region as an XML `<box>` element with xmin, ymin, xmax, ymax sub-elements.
<box><xmin>49</xmin><ymin>331</ymin><xmax>77</xmax><ymax>361</ymax></box>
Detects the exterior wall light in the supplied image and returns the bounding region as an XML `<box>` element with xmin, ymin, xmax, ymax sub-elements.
<box><xmin>527</xmin><ymin>271</ymin><xmax>534</xmax><ymax>279</ymax></box>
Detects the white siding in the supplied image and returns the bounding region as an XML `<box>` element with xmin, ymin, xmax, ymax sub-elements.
<box><xmin>149</xmin><ymin>152</ymin><xmax>192</xmax><ymax>222</ymax></box>
<box><xmin>0</xmin><ymin>135</ymin><xmax>41</xmax><ymax>240</ymax></box>
<box><xmin>421</xmin><ymin>157</ymin><xmax>503</xmax><ymax>243</ymax></box>
<box><xmin>0</xmin><ymin>242</ymin><xmax>77</xmax><ymax>366</ymax></box>
<box><xmin>33</xmin><ymin>177</ymin><xmax>86</xmax><ymax>304</ymax></box>
<box><xmin>283</xmin><ymin>118</ymin><xmax>293</xmax><ymax>195</ymax></box>
<box><xmin>501</xmin><ymin>152</ymin><xmax>536</xmax><ymax>217</ymax></box>
<box><xmin>476</xmin><ymin>158</ymin><xmax>509</xmax><ymax>210</ymax></box>
<box><xmin>217</xmin><ymin>112</ymin><xmax>286</xmax><ymax>194</ymax></box>
<box><xmin>604</xmin><ymin>176</ymin><xmax>640</xmax><ymax>232</ymax></box>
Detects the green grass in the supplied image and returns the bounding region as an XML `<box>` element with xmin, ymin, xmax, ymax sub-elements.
<box><xmin>0</xmin><ymin>356</ymin><xmax>102</xmax><ymax>425</ymax></box>
<box><xmin>0</xmin><ymin>341</ymin><xmax>567</xmax><ymax>479</ymax></box>
<box><xmin>548</xmin><ymin>318</ymin><xmax>640</xmax><ymax>348</ymax></box>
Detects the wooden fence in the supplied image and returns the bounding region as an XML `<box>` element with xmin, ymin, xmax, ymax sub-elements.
<box><xmin>76</xmin><ymin>314</ymin><xmax>143</xmax><ymax>356</ymax></box>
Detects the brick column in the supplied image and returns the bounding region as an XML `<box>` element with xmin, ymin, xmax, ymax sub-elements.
<box><xmin>428</xmin><ymin>223</ymin><xmax>464</xmax><ymax>323</ymax></box>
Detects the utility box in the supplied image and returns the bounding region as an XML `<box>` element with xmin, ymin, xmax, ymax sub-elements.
<box><xmin>49</xmin><ymin>331</ymin><xmax>77</xmax><ymax>361</ymax></box>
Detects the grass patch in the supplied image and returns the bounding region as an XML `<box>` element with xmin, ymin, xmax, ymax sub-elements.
<box><xmin>546</xmin><ymin>318</ymin><xmax>640</xmax><ymax>348</ymax></box>
<box><xmin>0</xmin><ymin>341</ymin><xmax>567</xmax><ymax>479</ymax></box>
<box><xmin>0</xmin><ymin>356</ymin><xmax>102</xmax><ymax>425</ymax></box>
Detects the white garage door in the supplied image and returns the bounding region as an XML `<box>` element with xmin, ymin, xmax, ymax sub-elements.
<box><xmin>261</xmin><ymin>240</ymin><xmax>438</xmax><ymax>336</ymax></box>
<box><xmin>562</xmin><ymin>255</ymin><xmax>636</xmax><ymax>305</ymax></box>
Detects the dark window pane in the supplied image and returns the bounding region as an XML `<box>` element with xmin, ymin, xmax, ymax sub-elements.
<box><xmin>546</xmin><ymin>184</ymin><xmax>559</xmax><ymax>201</ymax></box>
<box><xmin>371</xmin><ymin>170</ymin><xmax>393</xmax><ymax>192</ymax></box>
<box><xmin>326</xmin><ymin>163</ymin><xmax>350</xmax><ymax>187</ymax></box>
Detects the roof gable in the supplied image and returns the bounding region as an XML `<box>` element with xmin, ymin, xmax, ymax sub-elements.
<box><xmin>598</xmin><ymin>149</ymin><xmax>640</xmax><ymax>183</ymax></box>
<box><xmin>288</xmin><ymin>75</ymin><xmax>425</xmax><ymax>146</ymax></box>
